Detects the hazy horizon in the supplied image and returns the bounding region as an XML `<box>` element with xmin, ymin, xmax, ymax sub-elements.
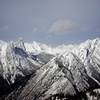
<box><xmin>0</xmin><ymin>0</ymin><xmax>100</xmax><ymax>45</ymax></box>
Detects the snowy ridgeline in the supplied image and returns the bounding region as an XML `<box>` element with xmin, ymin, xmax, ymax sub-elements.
<box><xmin>0</xmin><ymin>38</ymin><xmax>100</xmax><ymax>100</ymax></box>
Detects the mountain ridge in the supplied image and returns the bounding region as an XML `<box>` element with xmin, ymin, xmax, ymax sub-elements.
<box><xmin>0</xmin><ymin>38</ymin><xmax>100</xmax><ymax>100</ymax></box>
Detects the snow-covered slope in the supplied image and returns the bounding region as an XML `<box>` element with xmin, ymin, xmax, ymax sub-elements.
<box><xmin>0</xmin><ymin>38</ymin><xmax>100</xmax><ymax>100</ymax></box>
<box><xmin>17</xmin><ymin>40</ymin><xmax>100</xmax><ymax>100</ymax></box>
<box><xmin>0</xmin><ymin>38</ymin><xmax>100</xmax><ymax>84</ymax></box>
<box><xmin>25</xmin><ymin>41</ymin><xmax>76</xmax><ymax>55</ymax></box>
<box><xmin>0</xmin><ymin>39</ymin><xmax>41</xmax><ymax>84</ymax></box>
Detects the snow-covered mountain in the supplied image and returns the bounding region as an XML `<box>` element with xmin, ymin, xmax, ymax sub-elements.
<box><xmin>25</xmin><ymin>41</ymin><xmax>75</xmax><ymax>55</ymax></box>
<box><xmin>0</xmin><ymin>38</ymin><xmax>100</xmax><ymax>100</ymax></box>
<box><xmin>0</xmin><ymin>39</ymin><xmax>42</xmax><ymax>84</ymax></box>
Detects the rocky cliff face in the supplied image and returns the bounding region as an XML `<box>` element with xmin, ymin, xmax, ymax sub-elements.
<box><xmin>0</xmin><ymin>38</ymin><xmax>100</xmax><ymax>100</ymax></box>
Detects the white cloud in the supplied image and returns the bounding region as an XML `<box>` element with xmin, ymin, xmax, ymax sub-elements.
<box><xmin>48</xmin><ymin>19</ymin><xmax>79</xmax><ymax>35</ymax></box>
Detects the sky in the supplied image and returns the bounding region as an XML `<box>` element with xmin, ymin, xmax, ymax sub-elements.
<box><xmin>0</xmin><ymin>0</ymin><xmax>100</xmax><ymax>45</ymax></box>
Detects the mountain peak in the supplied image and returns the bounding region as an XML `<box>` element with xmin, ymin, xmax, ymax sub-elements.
<box><xmin>0</xmin><ymin>38</ymin><xmax>100</xmax><ymax>99</ymax></box>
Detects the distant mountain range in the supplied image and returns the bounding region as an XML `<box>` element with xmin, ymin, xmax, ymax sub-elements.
<box><xmin>0</xmin><ymin>38</ymin><xmax>100</xmax><ymax>100</ymax></box>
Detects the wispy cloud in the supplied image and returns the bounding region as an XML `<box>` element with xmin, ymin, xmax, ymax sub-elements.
<box><xmin>48</xmin><ymin>19</ymin><xmax>80</xmax><ymax>35</ymax></box>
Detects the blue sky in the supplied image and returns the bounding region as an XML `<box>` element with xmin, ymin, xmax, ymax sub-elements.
<box><xmin>0</xmin><ymin>0</ymin><xmax>100</xmax><ymax>45</ymax></box>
